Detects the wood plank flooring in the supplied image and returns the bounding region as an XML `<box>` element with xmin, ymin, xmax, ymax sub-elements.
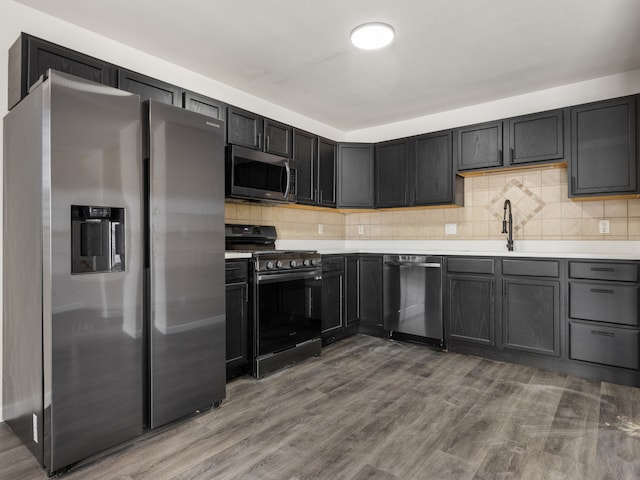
<box><xmin>1</xmin><ymin>334</ymin><xmax>640</xmax><ymax>479</ymax></box>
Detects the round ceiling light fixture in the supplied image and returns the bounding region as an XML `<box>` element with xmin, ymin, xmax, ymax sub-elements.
<box><xmin>350</xmin><ymin>22</ymin><xmax>395</xmax><ymax>50</ymax></box>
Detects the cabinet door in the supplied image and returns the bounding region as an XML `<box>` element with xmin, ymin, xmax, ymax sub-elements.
<box><xmin>293</xmin><ymin>129</ymin><xmax>317</xmax><ymax>205</ymax></box>
<box><xmin>502</xmin><ymin>278</ymin><xmax>560</xmax><ymax>357</ymax></box>
<box><xmin>338</xmin><ymin>143</ymin><xmax>374</xmax><ymax>208</ymax></box>
<box><xmin>118</xmin><ymin>69</ymin><xmax>182</xmax><ymax>106</ymax></box>
<box><xmin>508</xmin><ymin>109</ymin><xmax>565</xmax><ymax>165</ymax></box>
<box><xmin>346</xmin><ymin>257</ymin><xmax>359</xmax><ymax>326</ymax></box>
<box><xmin>183</xmin><ymin>91</ymin><xmax>226</xmax><ymax>121</ymax></box>
<box><xmin>359</xmin><ymin>257</ymin><xmax>383</xmax><ymax>326</ymax></box>
<box><xmin>227</xmin><ymin>106</ymin><xmax>263</xmax><ymax>150</ymax></box>
<box><xmin>414</xmin><ymin>131</ymin><xmax>457</xmax><ymax>205</ymax></box>
<box><xmin>456</xmin><ymin>121</ymin><xmax>504</xmax><ymax>171</ymax></box>
<box><xmin>447</xmin><ymin>275</ymin><xmax>495</xmax><ymax>345</ymax></box>
<box><xmin>264</xmin><ymin>119</ymin><xmax>292</xmax><ymax>157</ymax></box>
<box><xmin>9</xmin><ymin>33</ymin><xmax>117</xmax><ymax>110</ymax></box>
<box><xmin>321</xmin><ymin>270</ymin><xmax>344</xmax><ymax>333</ymax></box>
<box><xmin>569</xmin><ymin>96</ymin><xmax>637</xmax><ymax>196</ymax></box>
<box><xmin>317</xmin><ymin>137</ymin><xmax>337</xmax><ymax>207</ymax></box>
<box><xmin>375</xmin><ymin>139</ymin><xmax>409</xmax><ymax>207</ymax></box>
<box><xmin>225</xmin><ymin>282</ymin><xmax>249</xmax><ymax>370</ymax></box>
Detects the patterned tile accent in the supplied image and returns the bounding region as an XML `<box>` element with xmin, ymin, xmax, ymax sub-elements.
<box><xmin>486</xmin><ymin>179</ymin><xmax>545</xmax><ymax>231</ymax></box>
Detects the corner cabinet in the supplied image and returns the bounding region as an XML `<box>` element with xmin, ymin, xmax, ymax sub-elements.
<box><xmin>338</xmin><ymin>143</ymin><xmax>374</xmax><ymax>208</ymax></box>
<box><xmin>569</xmin><ymin>96</ymin><xmax>638</xmax><ymax>197</ymax></box>
<box><xmin>293</xmin><ymin>129</ymin><xmax>317</xmax><ymax>205</ymax></box>
<box><xmin>345</xmin><ymin>255</ymin><xmax>383</xmax><ymax>333</ymax></box>
<box><xmin>375</xmin><ymin>139</ymin><xmax>410</xmax><ymax>208</ymax></box>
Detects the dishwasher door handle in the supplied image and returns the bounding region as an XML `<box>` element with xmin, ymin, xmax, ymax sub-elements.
<box><xmin>384</xmin><ymin>261</ymin><xmax>441</xmax><ymax>268</ymax></box>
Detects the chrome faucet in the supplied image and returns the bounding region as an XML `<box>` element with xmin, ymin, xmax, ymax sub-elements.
<box><xmin>502</xmin><ymin>199</ymin><xmax>514</xmax><ymax>251</ymax></box>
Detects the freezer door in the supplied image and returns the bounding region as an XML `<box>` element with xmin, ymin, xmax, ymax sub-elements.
<box><xmin>147</xmin><ymin>101</ymin><xmax>226</xmax><ymax>429</ymax></box>
<box><xmin>47</xmin><ymin>71</ymin><xmax>144</xmax><ymax>473</ymax></box>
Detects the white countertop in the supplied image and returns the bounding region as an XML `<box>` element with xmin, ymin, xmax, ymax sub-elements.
<box><xmin>273</xmin><ymin>240</ymin><xmax>640</xmax><ymax>260</ymax></box>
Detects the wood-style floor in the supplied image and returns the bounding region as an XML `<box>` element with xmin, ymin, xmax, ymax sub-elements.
<box><xmin>1</xmin><ymin>334</ymin><xmax>639</xmax><ymax>479</ymax></box>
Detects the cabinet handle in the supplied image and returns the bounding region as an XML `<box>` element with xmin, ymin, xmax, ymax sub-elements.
<box><xmin>590</xmin><ymin>267</ymin><xmax>615</xmax><ymax>272</ymax></box>
<box><xmin>510</xmin><ymin>147</ymin><xmax>514</xmax><ymax>163</ymax></box>
<box><xmin>225</xmin><ymin>266</ymin><xmax>241</xmax><ymax>272</ymax></box>
<box><xmin>590</xmin><ymin>330</ymin><xmax>615</xmax><ymax>337</ymax></box>
<box><xmin>499</xmin><ymin>149</ymin><xmax>503</xmax><ymax>162</ymax></box>
<box><xmin>257</xmin><ymin>133</ymin><xmax>262</xmax><ymax>148</ymax></box>
<box><xmin>266</xmin><ymin>135</ymin><xmax>270</xmax><ymax>151</ymax></box>
<box><xmin>590</xmin><ymin>288</ymin><xmax>615</xmax><ymax>294</ymax></box>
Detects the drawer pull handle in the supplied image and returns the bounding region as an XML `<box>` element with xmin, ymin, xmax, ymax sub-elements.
<box><xmin>590</xmin><ymin>267</ymin><xmax>615</xmax><ymax>272</ymax></box>
<box><xmin>590</xmin><ymin>330</ymin><xmax>615</xmax><ymax>337</ymax></box>
<box><xmin>226</xmin><ymin>266</ymin><xmax>242</xmax><ymax>272</ymax></box>
<box><xmin>590</xmin><ymin>288</ymin><xmax>615</xmax><ymax>294</ymax></box>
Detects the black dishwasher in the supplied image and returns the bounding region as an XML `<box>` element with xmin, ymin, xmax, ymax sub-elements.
<box><xmin>383</xmin><ymin>255</ymin><xmax>444</xmax><ymax>345</ymax></box>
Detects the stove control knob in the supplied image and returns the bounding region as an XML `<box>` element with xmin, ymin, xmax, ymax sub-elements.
<box><xmin>276</xmin><ymin>260</ymin><xmax>283</xmax><ymax>268</ymax></box>
<box><xmin>290</xmin><ymin>260</ymin><xmax>297</xmax><ymax>268</ymax></box>
<box><xmin>265</xmin><ymin>261</ymin><xmax>274</xmax><ymax>270</ymax></box>
<box><xmin>303</xmin><ymin>259</ymin><xmax>310</xmax><ymax>267</ymax></box>
<box><xmin>310</xmin><ymin>258</ymin><xmax>317</xmax><ymax>266</ymax></box>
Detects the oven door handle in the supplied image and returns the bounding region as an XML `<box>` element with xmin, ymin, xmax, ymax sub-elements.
<box><xmin>257</xmin><ymin>270</ymin><xmax>322</xmax><ymax>284</ymax></box>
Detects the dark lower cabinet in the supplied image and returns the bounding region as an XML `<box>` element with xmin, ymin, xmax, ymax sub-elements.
<box><xmin>447</xmin><ymin>275</ymin><xmax>495</xmax><ymax>346</ymax></box>
<box><xmin>321</xmin><ymin>256</ymin><xmax>347</xmax><ymax>344</ymax></box>
<box><xmin>345</xmin><ymin>255</ymin><xmax>383</xmax><ymax>331</ymax></box>
<box><xmin>502</xmin><ymin>278</ymin><xmax>560</xmax><ymax>356</ymax></box>
<box><xmin>8</xmin><ymin>33</ymin><xmax>118</xmax><ymax>110</ymax></box>
<box><xmin>225</xmin><ymin>260</ymin><xmax>249</xmax><ymax>380</ymax></box>
<box><xmin>569</xmin><ymin>96</ymin><xmax>638</xmax><ymax>197</ymax></box>
<box><xmin>118</xmin><ymin>69</ymin><xmax>182</xmax><ymax>106</ymax></box>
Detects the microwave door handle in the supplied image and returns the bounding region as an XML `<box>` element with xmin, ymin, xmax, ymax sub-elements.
<box><xmin>283</xmin><ymin>160</ymin><xmax>291</xmax><ymax>199</ymax></box>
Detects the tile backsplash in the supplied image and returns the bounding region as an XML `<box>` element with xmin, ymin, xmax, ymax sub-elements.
<box><xmin>225</xmin><ymin>166</ymin><xmax>640</xmax><ymax>241</ymax></box>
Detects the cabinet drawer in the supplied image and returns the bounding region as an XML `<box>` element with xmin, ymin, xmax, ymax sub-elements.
<box><xmin>569</xmin><ymin>282</ymin><xmax>638</xmax><ymax>326</ymax></box>
<box><xmin>569</xmin><ymin>322</ymin><xmax>639</xmax><ymax>370</ymax></box>
<box><xmin>322</xmin><ymin>256</ymin><xmax>344</xmax><ymax>272</ymax></box>
<box><xmin>569</xmin><ymin>261</ymin><xmax>638</xmax><ymax>282</ymax></box>
<box><xmin>225</xmin><ymin>260</ymin><xmax>248</xmax><ymax>284</ymax></box>
<box><xmin>502</xmin><ymin>259</ymin><xmax>559</xmax><ymax>277</ymax></box>
<box><xmin>447</xmin><ymin>258</ymin><xmax>494</xmax><ymax>274</ymax></box>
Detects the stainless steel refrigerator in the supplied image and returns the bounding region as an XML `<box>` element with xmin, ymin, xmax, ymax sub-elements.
<box><xmin>3</xmin><ymin>71</ymin><xmax>225</xmax><ymax>475</ymax></box>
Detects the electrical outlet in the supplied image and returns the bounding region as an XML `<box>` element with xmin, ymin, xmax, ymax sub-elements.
<box><xmin>318</xmin><ymin>224</ymin><xmax>324</xmax><ymax>235</ymax></box>
<box><xmin>357</xmin><ymin>225</ymin><xmax>364</xmax><ymax>235</ymax></box>
<box><xmin>599</xmin><ymin>220</ymin><xmax>610</xmax><ymax>234</ymax></box>
<box><xmin>445</xmin><ymin>223</ymin><xmax>457</xmax><ymax>235</ymax></box>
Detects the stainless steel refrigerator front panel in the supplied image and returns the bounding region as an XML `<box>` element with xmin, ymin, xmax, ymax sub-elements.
<box><xmin>147</xmin><ymin>101</ymin><xmax>225</xmax><ymax>429</ymax></box>
<box><xmin>3</xmin><ymin>81</ymin><xmax>45</xmax><ymax>465</ymax></box>
<box><xmin>48</xmin><ymin>72</ymin><xmax>144</xmax><ymax>472</ymax></box>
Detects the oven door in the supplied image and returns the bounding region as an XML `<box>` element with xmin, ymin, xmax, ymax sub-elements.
<box><xmin>255</xmin><ymin>269</ymin><xmax>322</xmax><ymax>357</ymax></box>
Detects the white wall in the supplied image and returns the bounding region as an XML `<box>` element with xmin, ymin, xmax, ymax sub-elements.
<box><xmin>2</xmin><ymin>0</ymin><xmax>640</xmax><ymax>418</ymax></box>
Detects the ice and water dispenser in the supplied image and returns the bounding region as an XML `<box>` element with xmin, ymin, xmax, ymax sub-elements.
<box><xmin>71</xmin><ymin>205</ymin><xmax>125</xmax><ymax>274</ymax></box>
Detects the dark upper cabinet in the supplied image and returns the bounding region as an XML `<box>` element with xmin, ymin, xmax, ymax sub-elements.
<box><xmin>226</xmin><ymin>107</ymin><xmax>293</xmax><ymax>156</ymax></box>
<box><xmin>264</xmin><ymin>118</ymin><xmax>292</xmax><ymax>157</ymax></box>
<box><xmin>456</xmin><ymin>120</ymin><xmax>505</xmax><ymax>171</ymax></box>
<box><xmin>338</xmin><ymin>143</ymin><xmax>374</xmax><ymax>208</ymax></box>
<box><xmin>508</xmin><ymin>109</ymin><xmax>567</xmax><ymax>166</ymax></box>
<box><xmin>183</xmin><ymin>91</ymin><xmax>226</xmax><ymax>121</ymax></box>
<box><xmin>293</xmin><ymin>129</ymin><xmax>317</xmax><ymax>205</ymax></box>
<box><xmin>413</xmin><ymin>131</ymin><xmax>463</xmax><ymax>206</ymax></box>
<box><xmin>227</xmin><ymin>106</ymin><xmax>263</xmax><ymax>150</ymax></box>
<box><xmin>317</xmin><ymin>137</ymin><xmax>337</xmax><ymax>207</ymax></box>
<box><xmin>8</xmin><ymin>33</ymin><xmax>118</xmax><ymax>110</ymax></box>
<box><xmin>569</xmin><ymin>96</ymin><xmax>638</xmax><ymax>197</ymax></box>
<box><xmin>118</xmin><ymin>69</ymin><xmax>182</xmax><ymax>106</ymax></box>
<box><xmin>375</xmin><ymin>139</ymin><xmax>410</xmax><ymax>208</ymax></box>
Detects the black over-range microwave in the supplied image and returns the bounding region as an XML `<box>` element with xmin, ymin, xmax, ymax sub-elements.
<box><xmin>226</xmin><ymin>145</ymin><xmax>296</xmax><ymax>203</ymax></box>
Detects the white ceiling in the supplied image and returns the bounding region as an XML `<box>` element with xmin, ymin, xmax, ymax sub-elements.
<box><xmin>14</xmin><ymin>0</ymin><xmax>640</xmax><ymax>132</ymax></box>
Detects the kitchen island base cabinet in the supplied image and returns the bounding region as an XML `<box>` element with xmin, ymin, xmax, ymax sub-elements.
<box><xmin>346</xmin><ymin>255</ymin><xmax>385</xmax><ymax>338</ymax></box>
